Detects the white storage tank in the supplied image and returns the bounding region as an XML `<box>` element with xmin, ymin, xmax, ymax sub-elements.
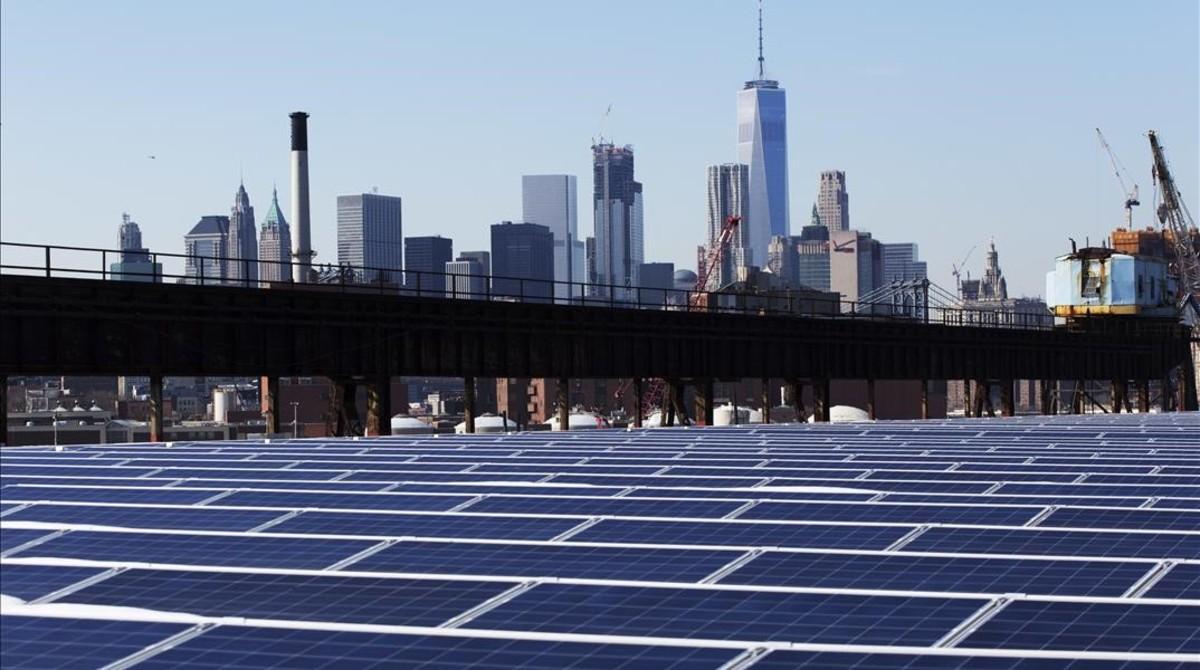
<box><xmin>543</xmin><ymin>411</ymin><xmax>610</xmax><ymax>431</ymax></box>
<box><xmin>390</xmin><ymin>415</ymin><xmax>435</xmax><ymax>435</ymax></box>
<box><xmin>455</xmin><ymin>413</ymin><xmax>518</xmax><ymax>434</ymax></box>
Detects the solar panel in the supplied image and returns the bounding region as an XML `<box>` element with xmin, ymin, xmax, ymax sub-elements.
<box><xmin>0</xmin><ymin>564</ymin><xmax>108</xmax><ymax>601</ymax></box>
<box><xmin>904</xmin><ymin>527</ymin><xmax>1200</xmax><ymax>559</ymax></box>
<box><xmin>719</xmin><ymin>552</ymin><xmax>1152</xmax><ymax>597</ymax></box>
<box><xmin>961</xmin><ymin>600</ymin><xmax>1200</xmax><ymax>653</ymax></box>
<box><xmin>2</xmin><ymin>412</ymin><xmax>1197</xmax><ymax>668</ymax></box>
<box><xmin>469</xmin><ymin>583</ymin><xmax>987</xmax><ymax>645</ymax></box>
<box><xmin>60</xmin><ymin>568</ymin><xmax>514</xmax><ymax>627</ymax></box>
<box><xmin>267</xmin><ymin>509</ymin><xmax>582</xmax><ymax>540</ymax></box>
<box><xmin>8</xmin><ymin>530</ymin><xmax>378</xmax><ymax>569</ymax></box>
<box><xmin>4</xmin><ymin>504</ymin><xmax>286</xmax><ymax>532</ymax></box>
<box><xmin>1143</xmin><ymin>563</ymin><xmax>1200</xmax><ymax>599</ymax></box>
<box><xmin>351</xmin><ymin>540</ymin><xmax>743</xmax><ymax>581</ymax></box>
<box><xmin>574</xmin><ymin>518</ymin><xmax>913</xmax><ymax>549</ymax></box>
<box><xmin>133</xmin><ymin>625</ymin><xmax>743</xmax><ymax>669</ymax></box>
<box><xmin>0</xmin><ymin>616</ymin><xmax>189</xmax><ymax>670</ymax></box>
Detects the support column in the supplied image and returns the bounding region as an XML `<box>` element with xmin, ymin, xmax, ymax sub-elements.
<box><xmin>1160</xmin><ymin>375</ymin><xmax>1172</xmax><ymax>413</ymax></box>
<box><xmin>149</xmin><ymin>374</ymin><xmax>164</xmax><ymax>442</ymax></box>
<box><xmin>694</xmin><ymin>378</ymin><xmax>714</xmax><ymax>426</ymax></box>
<box><xmin>1137</xmin><ymin>380</ymin><xmax>1150</xmax><ymax>414</ymax></box>
<box><xmin>1000</xmin><ymin>379</ymin><xmax>1014</xmax><ymax>417</ymax></box>
<box><xmin>1072</xmin><ymin>380</ymin><xmax>1084</xmax><ymax>414</ymax></box>
<box><xmin>1183</xmin><ymin>355</ymin><xmax>1199</xmax><ymax>412</ymax></box>
<box><xmin>789</xmin><ymin>379</ymin><xmax>805</xmax><ymax>423</ymax></box>
<box><xmin>972</xmin><ymin>380</ymin><xmax>986</xmax><ymax>418</ymax></box>
<box><xmin>963</xmin><ymin>379</ymin><xmax>973</xmax><ymax>418</ymax></box>
<box><xmin>557</xmin><ymin>377</ymin><xmax>570</xmax><ymax>432</ymax></box>
<box><xmin>761</xmin><ymin>378</ymin><xmax>771</xmax><ymax>424</ymax></box>
<box><xmin>813</xmin><ymin>378</ymin><xmax>830</xmax><ymax>423</ymax></box>
<box><xmin>366</xmin><ymin>375</ymin><xmax>391</xmax><ymax>436</ymax></box>
<box><xmin>464</xmin><ymin>376</ymin><xmax>477</xmax><ymax>434</ymax></box>
<box><xmin>664</xmin><ymin>380</ymin><xmax>676</xmax><ymax>427</ymax></box>
<box><xmin>262</xmin><ymin>376</ymin><xmax>281</xmax><ymax>434</ymax></box>
<box><xmin>866</xmin><ymin>379</ymin><xmax>876</xmax><ymax>420</ymax></box>
<box><xmin>672</xmin><ymin>381</ymin><xmax>689</xmax><ymax>425</ymax></box>
<box><xmin>920</xmin><ymin>379</ymin><xmax>929</xmax><ymax>420</ymax></box>
<box><xmin>1</xmin><ymin>375</ymin><xmax>8</xmax><ymax>445</ymax></box>
<box><xmin>633</xmin><ymin>378</ymin><xmax>644</xmax><ymax>428</ymax></box>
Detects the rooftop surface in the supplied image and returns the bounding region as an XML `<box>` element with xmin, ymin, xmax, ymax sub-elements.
<box><xmin>1</xmin><ymin>413</ymin><xmax>1198</xmax><ymax>668</ymax></box>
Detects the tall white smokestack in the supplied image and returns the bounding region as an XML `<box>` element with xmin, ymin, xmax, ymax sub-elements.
<box><xmin>290</xmin><ymin>111</ymin><xmax>313</xmax><ymax>282</ymax></box>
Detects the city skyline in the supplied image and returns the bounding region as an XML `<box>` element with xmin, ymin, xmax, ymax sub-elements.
<box><xmin>1</xmin><ymin>1</ymin><xmax>1196</xmax><ymax>297</ymax></box>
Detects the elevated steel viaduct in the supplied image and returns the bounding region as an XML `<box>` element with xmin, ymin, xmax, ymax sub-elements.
<box><xmin>2</xmin><ymin>274</ymin><xmax>1195</xmax><ymax>440</ymax></box>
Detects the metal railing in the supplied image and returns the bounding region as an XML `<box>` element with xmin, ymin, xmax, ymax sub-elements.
<box><xmin>0</xmin><ymin>241</ymin><xmax>1057</xmax><ymax>330</ymax></box>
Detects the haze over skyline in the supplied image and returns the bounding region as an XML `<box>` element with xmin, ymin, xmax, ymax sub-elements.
<box><xmin>1</xmin><ymin>0</ymin><xmax>1196</xmax><ymax>297</ymax></box>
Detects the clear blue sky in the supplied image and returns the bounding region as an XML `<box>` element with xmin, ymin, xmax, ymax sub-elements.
<box><xmin>2</xmin><ymin>0</ymin><xmax>1196</xmax><ymax>296</ymax></box>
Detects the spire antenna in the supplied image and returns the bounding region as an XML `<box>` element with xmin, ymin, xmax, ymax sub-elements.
<box><xmin>757</xmin><ymin>0</ymin><xmax>765</xmax><ymax>79</ymax></box>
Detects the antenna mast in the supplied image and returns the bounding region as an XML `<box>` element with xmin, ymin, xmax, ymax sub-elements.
<box><xmin>757</xmin><ymin>0</ymin><xmax>765</xmax><ymax>79</ymax></box>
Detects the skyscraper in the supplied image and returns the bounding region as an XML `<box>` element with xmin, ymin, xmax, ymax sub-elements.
<box><xmin>258</xmin><ymin>187</ymin><xmax>292</xmax><ymax>284</ymax></box>
<box><xmin>458</xmin><ymin>251</ymin><xmax>491</xmax><ymax>278</ymax></box>
<box><xmin>336</xmin><ymin>193</ymin><xmax>403</xmax><ymax>283</ymax></box>
<box><xmin>491</xmin><ymin>221</ymin><xmax>554</xmax><ymax>303</ymax></box>
<box><xmin>736</xmin><ymin>3</ymin><xmax>789</xmax><ymax>258</ymax></box>
<box><xmin>404</xmin><ymin>236</ymin><xmax>454</xmax><ymax>294</ymax></box>
<box><xmin>523</xmin><ymin>175</ymin><xmax>583</xmax><ymax>301</ymax></box>
<box><xmin>110</xmin><ymin>213</ymin><xmax>161</xmax><ymax>282</ymax></box>
<box><xmin>445</xmin><ymin>257</ymin><xmax>487</xmax><ymax>300</ymax></box>
<box><xmin>830</xmin><ymin>229</ymin><xmax>882</xmax><ymax>303</ymax></box>
<box><xmin>706</xmin><ymin>163</ymin><xmax>750</xmax><ymax>288</ymax></box>
<box><xmin>184</xmin><ymin>215</ymin><xmax>229</xmax><ymax>284</ymax></box>
<box><xmin>816</xmin><ymin>171</ymin><xmax>849</xmax><ymax>233</ymax></box>
<box><xmin>592</xmin><ymin>143</ymin><xmax>643</xmax><ymax>299</ymax></box>
<box><xmin>226</xmin><ymin>182</ymin><xmax>258</xmax><ymax>286</ymax></box>
<box><xmin>881</xmin><ymin>243</ymin><xmax>928</xmax><ymax>284</ymax></box>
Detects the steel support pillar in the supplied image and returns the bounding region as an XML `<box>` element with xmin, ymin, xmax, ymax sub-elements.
<box><xmin>1000</xmin><ymin>379</ymin><xmax>1014</xmax><ymax>417</ymax></box>
<box><xmin>464</xmin><ymin>376</ymin><xmax>477</xmax><ymax>434</ymax></box>
<box><xmin>920</xmin><ymin>379</ymin><xmax>929</xmax><ymax>420</ymax></box>
<box><xmin>262</xmin><ymin>376</ymin><xmax>281</xmax><ymax>434</ymax></box>
<box><xmin>963</xmin><ymin>379</ymin><xmax>973</xmax><ymax>418</ymax></box>
<box><xmin>633</xmin><ymin>378</ymin><xmax>644</xmax><ymax>428</ymax></box>
<box><xmin>813</xmin><ymin>378</ymin><xmax>830</xmax><ymax>423</ymax></box>
<box><xmin>366</xmin><ymin>375</ymin><xmax>391</xmax><ymax>436</ymax></box>
<box><xmin>1183</xmin><ymin>357</ymin><xmax>1199</xmax><ymax>412</ymax></box>
<box><xmin>1137</xmin><ymin>380</ymin><xmax>1150</xmax><ymax>414</ymax></box>
<box><xmin>1</xmin><ymin>375</ymin><xmax>7</xmax><ymax>445</ymax></box>
<box><xmin>149</xmin><ymin>374</ymin><xmax>164</xmax><ymax>442</ymax></box>
<box><xmin>557</xmin><ymin>377</ymin><xmax>570</xmax><ymax>432</ymax></box>
<box><xmin>1072</xmin><ymin>381</ymin><xmax>1084</xmax><ymax>414</ymax></box>
<box><xmin>761</xmin><ymin>378</ymin><xmax>771</xmax><ymax>424</ymax></box>
<box><xmin>1160</xmin><ymin>375</ymin><xmax>1172</xmax><ymax>413</ymax></box>
<box><xmin>972</xmin><ymin>380</ymin><xmax>987</xmax><ymax>418</ymax></box>
<box><xmin>671</xmin><ymin>380</ymin><xmax>689</xmax><ymax>425</ymax></box>
<box><xmin>866</xmin><ymin>379</ymin><xmax>876</xmax><ymax>420</ymax></box>
<box><xmin>789</xmin><ymin>379</ymin><xmax>805</xmax><ymax>423</ymax></box>
<box><xmin>695</xmin><ymin>378</ymin><xmax>714</xmax><ymax>427</ymax></box>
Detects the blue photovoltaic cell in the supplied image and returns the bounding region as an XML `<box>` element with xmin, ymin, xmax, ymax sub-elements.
<box><xmin>353</xmin><ymin>540</ymin><xmax>742</xmax><ymax>581</ymax></box>
<box><xmin>471</xmin><ymin>583</ymin><xmax>986</xmax><ymax>645</ymax></box>
<box><xmin>866</xmin><ymin>471</ymin><xmax>1083</xmax><ymax>483</ymax></box>
<box><xmin>0</xmin><ymin>477</ymin><xmax>182</xmax><ymax>489</ymax></box>
<box><xmin>998</xmin><ymin>483</ymin><xmax>1200</xmax><ymax>498</ymax></box>
<box><xmin>771</xmin><ymin>479</ymin><xmax>995</xmax><ymax>494</ymax></box>
<box><xmin>0</xmin><ymin>466</ymin><xmax>159</xmax><ymax>478</ymax></box>
<box><xmin>720</xmin><ymin>552</ymin><xmax>1149</xmax><ymax>596</ymax></box>
<box><xmin>738</xmin><ymin>502</ymin><xmax>1041</xmax><ymax>526</ymax></box>
<box><xmin>344</xmin><ymin>471</ymin><xmax>549</xmax><ymax>483</ymax></box>
<box><xmin>391</xmin><ymin>482</ymin><xmax>629</xmax><ymax>497</ymax></box>
<box><xmin>216</xmin><ymin>490</ymin><xmax>474</xmax><ymax>511</ymax></box>
<box><xmin>65</xmin><ymin>569</ymin><xmax>513</xmax><ymax>627</ymax></box>
<box><xmin>11</xmin><ymin>530</ymin><xmax>377</xmax><ymax>569</ymax></box>
<box><xmin>0</xmin><ymin>616</ymin><xmax>188</xmax><ymax>670</ymax></box>
<box><xmin>155</xmin><ymin>468</ymin><xmax>344</xmax><ymax>481</ymax></box>
<box><xmin>904</xmin><ymin>527</ymin><xmax>1200</xmax><ymax>559</ymax></box>
<box><xmin>548</xmin><ymin>474</ymin><xmax>767</xmax><ymax>488</ymax></box>
<box><xmin>1040</xmin><ymin>507</ymin><xmax>1200</xmax><ymax>531</ymax></box>
<box><xmin>1144</xmin><ymin>563</ymin><xmax>1200</xmax><ymax>599</ymax></box>
<box><xmin>135</xmin><ymin>626</ymin><xmax>741</xmax><ymax>669</ymax></box>
<box><xmin>269</xmin><ymin>510</ymin><xmax>581</xmax><ymax>541</ymax></box>
<box><xmin>0</xmin><ymin>564</ymin><xmax>107</xmax><ymax>601</ymax></box>
<box><xmin>574</xmin><ymin>518</ymin><xmax>912</xmax><ymax>550</ymax></box>
<box><xmin>662</xmin><ymin>467</ymin><xmax>868</xmax><ymax>479</ymax></box>
<box><xmin>962</xmin><ymin>600</ymin><xmax>1200</xmax><ymax>653</ymax></box>
<box><xmin>752</xmin><ymin>650</ymin><xmax>1198</xmax><ymax>669</ymax></box>
<box><xmin>1155</xmin><ymin>498</ymin><xmax>1200</xmax><ymax>510</ymax></box>
<box><xmin>0</xmin><ymin>486</ymin><xmax>217</xmax><ymax>506</ymax></box>
<box><xmin>5</xmin><ymin>504</ymin><xmax>286</xmax><ymax>531</ymax></box>
<box><xmin>462</xmin><ymin>496</ymin><xmax>743</xmax><ymax>519</ymax></box>
<box><xmin>878</xmin><ymin>494</ymin><xmax>1151</xmax><ymax>509</ymax></box>
<box><xmin>1079</xmin><ymin>474</ymin><xmax>1200</xmax><ymax>485</ymax></box>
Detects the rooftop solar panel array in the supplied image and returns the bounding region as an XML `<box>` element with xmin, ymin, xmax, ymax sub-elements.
<box><xmin>2</xmin><ymin>412</ymin><xmax>1198</xmax><ymax>668</ymax></box>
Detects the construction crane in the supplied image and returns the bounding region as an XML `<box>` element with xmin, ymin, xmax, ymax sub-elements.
<box><xmin>950</xmin><ymin>245</ymin><xmax>977</xmax><ymax>292</ymax></box>
<box><xmin>1148</xmin><ymin>130</ymin><xmax>1200</xmax><ymax>298</ymax></box>
<box><xmin>1096</xmin><ymin>128</ymin><xmax>1141</xmax><ymax>229</ymax></box>
<box><xmin>615</xmin><ymin>215</ymin><xmax>743</xmax><ymax>423</ymax></box>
